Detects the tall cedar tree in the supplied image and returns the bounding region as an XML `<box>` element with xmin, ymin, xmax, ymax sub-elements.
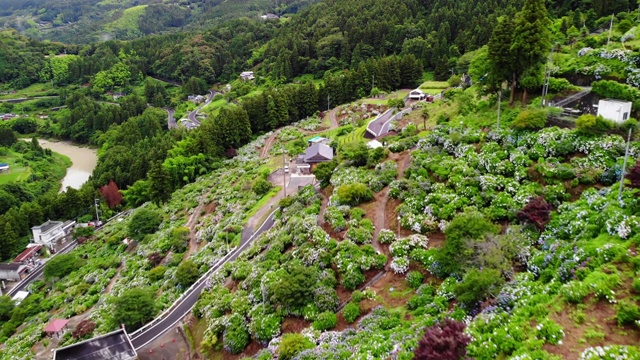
<box><xmin>488</xmin><ymin>0</ymin><xmax>550</xmax><ymax>104</ymax></box>
<box><xmin>516</xmin><ymin>196</ymin><xmax>552</xmax><ymax>231</ymax></box>
<box><xmin>626</xmin><ymin>163</ymin><xmax>640</xmax><ymax>188</ymax></box>
<box><xmin>99</xmin><ymin>180</ymin><xmax>123</xmax><ymax>209</ymax></box>
<box><xmin>510</xmin><ymin>0</ymin><xmax>551</xmax><ymax>104</ymax></box>
<box><xmin>413</xmin><ymin>319</ymin><xmax>471</xmax><ymax>360</ymax></box>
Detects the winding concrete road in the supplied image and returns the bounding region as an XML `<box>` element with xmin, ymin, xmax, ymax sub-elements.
<box><xmin>187</xmin><ymin>90</ymin><xmax>217</xmax><ymax>126</ymax></box>
<box><xmin>129</xmin><ymin>208</ymin><xmax>278</xmax><ymax>350</ymax></box>
<box><xmin>166</xmin><ymin>108</ymin><xmax>176</xmax><ymax>129</ymax></box>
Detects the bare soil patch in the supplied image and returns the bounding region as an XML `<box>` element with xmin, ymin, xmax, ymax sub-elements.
<box><xmin>545</xmin><ymin>298</ymin><xmax>640</xmax><ymax>360</ymax></box>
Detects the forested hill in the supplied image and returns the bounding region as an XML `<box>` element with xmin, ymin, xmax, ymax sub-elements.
<box><xmin>0</xmin><ymin>0</ymin><xmax>318</xmax><ymax>44</ymax></box>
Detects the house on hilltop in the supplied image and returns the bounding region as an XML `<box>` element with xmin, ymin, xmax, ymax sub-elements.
<box><xmin>0</xmin><ymin>163</ymin><xmax>9</xmax><ymax>172</ymax></box>
<box><xmin>32</xmin><ymin>220</ymin><xmax>66</xmax><ymax>248</ymax></box>
<box><xmin>260</xmin><ymin>13</ymin><xmax>280</xmax><ymax>20</ymax></box>
<box><xmin>240</xmin><ymin>71</ymin><xmax>255</xmax><ymax>81</ymax></box>
<box><xmin>409</xmin><ymin>89</ymin><xmax>426</xmax><ymax>100</ymax></box>
<box><xmin>304</xmin><ymin>143</ymin><xmax>334</xmax><ymax>163</ymax></box>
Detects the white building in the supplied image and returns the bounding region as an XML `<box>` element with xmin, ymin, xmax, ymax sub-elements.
<box><xmin>32</xmin><ymin>220</ymin><xmax>65</xmax><ymax>248</ymax></box>
<box><xmin>240</xmin><ymin>71</ymin><xmax>255</xmax><ymax>81</ymax></box>
<box><xmin>408</xmin><ymin>89</ymin><xmax>426</xmax><ymax>100</ymax></box>
<box><xmin>596</xmin><ymin>99</ymin><xmax>632</xmax><ymax>123</ymax></box>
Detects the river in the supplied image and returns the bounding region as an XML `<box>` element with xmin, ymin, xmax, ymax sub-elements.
<box><xmin>38</xmin><ymin>139</ymin><xmax>98</xmax><ymax>191</ymax></box>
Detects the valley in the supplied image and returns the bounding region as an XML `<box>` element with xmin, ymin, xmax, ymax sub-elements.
<box><xmin>0</xmin><ymin>0</ymin><xmax>640</xmax><ymax>359</ymax></box>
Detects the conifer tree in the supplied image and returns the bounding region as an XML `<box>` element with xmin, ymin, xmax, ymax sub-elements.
<box><xmin>510</xmin><ymin>0</ymin><xmax>551</xmax><ymax>104</ymax></box>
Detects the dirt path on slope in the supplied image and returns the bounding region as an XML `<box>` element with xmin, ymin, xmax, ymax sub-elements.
<box><xmin>372</xmin><ymin>151</ymin><xmax>412</xmax><ymax>252</ymax></box>
<box><xmin>328</xmin><ymin>107</ymin><xmax>339</xmax><ymax>129</ymax></box>
<box><xmin>184</xmin><ymin>194</ymin><xmax>209</xmax><ymax>259</ymax></box>
<box><xmin>260</xmin><ymin>130</ymin><xmax>280</xmax><ymax>159</ymax></box>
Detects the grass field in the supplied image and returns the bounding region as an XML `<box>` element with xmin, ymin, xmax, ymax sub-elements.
<box><xmin>0</xmin><ymin>83</ymin><xmax>57</xmax><ymax>100</ymax></box>
<box><xmin>103</xmin><ymin>5</ymin><xmax>147</xmax><ymax>33</ymax></box>
<box><xmin>419</xmin><ymin>80</ymin><xmax>449</xmax><ymax>95</ymax></box>
<box><xmin>362</xmin><ymin>89</ymin><xmax>410</xmax><ymax>105</ymax></box>
<box><xmin>0</xmin><ymin>152</ymin><xmax>31</xmax><ymax>184</ymax></box>
<box><xmin>0</xmin><ymin>166</ymin><xmax>30</xmax><ymax>184</ymax></box>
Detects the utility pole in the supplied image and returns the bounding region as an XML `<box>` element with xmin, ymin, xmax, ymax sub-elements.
<box><xmin>618</xmin><ymin>127</ymin><xmax>633</xmax><ymax>205</ymax></box>
<box><xmin>327</xmin><ymin>94</ymin><xmax>330</xmax><ymax>112</ymax></box>
<box><xmin>94</xmin><ymin>199</ymin><xmax>100</xmax><ymax>225</ymax></box>
<box><xmin>497</xmin><ymin>90</ymin><xmax>502</xmax><ymax>128</ymax></box>
<box><xmin>607</xmin><ymin>14</ymin><xmax>614</xmax><ymax>47</ymax></box>
<box><xmin>372</xmin><ymin>75</ymin><xmax>375</xmax><ymax>92</ymax></box>
<box><xmin>283</xmin><ymin>150</ymin><xmax>287</xmax><ymax>198</ymax></box>
<box><xmin>541</xmin><ymin>46</ymin><xmax>555</xmax><ymax>106</ymax></box>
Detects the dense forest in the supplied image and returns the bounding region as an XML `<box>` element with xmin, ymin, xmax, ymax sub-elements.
<box><xmin>0</xmin><ymin>0</ymin><xmax>639</xmax><ymax>358</ymax></box>
<box><xmin>0</xmin><ymin>0</ymin><xmax>319</xmax><ymax>43</ymax></box>
<box><xmin>0</xmin><ymin>0</ymin><xmax>637</xmax><ymax>261</ymax></box>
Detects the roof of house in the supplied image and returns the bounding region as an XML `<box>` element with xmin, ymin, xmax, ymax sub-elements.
<box><xmin>13</xmin><ymin>245</ymin><xmax>42</xmax><ymax>262</ymax></box>
<box><xmin>0</xmin><ymin>163</ymin><xmax>8</xmax><ymax>167</ymax></box>
<box><xmin>600</xmin><ymin>99</ymin><xmax>632</xmax><ymax>105</ymax></box>
<box><xmin>32</xmin><ymin>220</ymin><xmax>63</xmax><ymax>233</ymax></box>
<box><xmin>12</xmin><ymin>291</ymin><xmax>29</xmax><ymax>302</ymax></box>
<box><xmin>307</xmin><ymin>136</ymin><xmax>326</xmax><ymax>143</ymax></box>
<box><xmin>0</xmin><ymin>262</ymin><xmax>26</xmax><ymax>271</ymax></box>
<box><xmin>54</xmin><ymin>329</ymin><xmax>137</xmax><ymax>360</ymax></box>
<box><xmin>44</xmin><ymin>319</ymin><xmax>69</xmax><ymax>333</ymax></box>
<box><xmin>304</xmin><ymin>143</ymin><xmax>333</xmax><ymax>163</ymax></box>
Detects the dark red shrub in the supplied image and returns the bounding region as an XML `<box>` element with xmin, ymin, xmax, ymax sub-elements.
<box><xmin>413</xmin><ymin>318</ymin><xmax>470</xmax><ymax>360</ymax></box>
<box><xmin>147</xmin><ymin>252</ymin><xmax>164</xmax><ymax>267</ymax></box>
<box><xmin>627</xmin><ymin>163</ymin><xmax>640</xmax><ymax>188</ymax></box>
<box><xmin>99</xmin><ymin>180</ymin><xmax>123</xmax><ymax>209</ymax></box>
<box><xmin>516</xmin><ymin>196</ymin><xmax>552</xmax><ymax>231</ymax></box>
<box><xmin>72</xmin><ymin>320</ymin><xmax>96</xmax><ymax>338</ymax></box>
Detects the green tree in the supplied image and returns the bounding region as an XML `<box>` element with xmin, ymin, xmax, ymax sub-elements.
<box><xmin>112</xmin><ymin>288</ymin><xmax>156</xmax><ymax>331</ymax></box>
<box><xmin>487</xmin><ymin>16</ymin><xmax>516</xmax><ymax>93</ymax></box>
<box><xmin>128</xmin><ymin>207</ymin><xmax>162</xmax><ymax>240</ymax></box>
<box><xmin>278</xmin><ymin>333</ymin><xmax>314</xmax><ymax>360</ymax></box>
<box><xmin>176</xmin><ymin>260</ymin><xmax>199</xmax><ymax>287</ymax></box>
<box><xmin>44</xmin><ymin>253</ymin><xmax>85</xmax><ymax>280</ymax></box>
<box><xmin>0</xmin><ymin>127</ymin><xmax>17</xmax><ymax>147</ymax></box>
<box><xmin>510</xmin><ymin>0</ymin><xmax>551</xmax><ymax>104</ymax></box>
<box><xmin>341</xmin><ymin>142</ymin><xmax>369</xmax><ymax>167</ymax></box>
<box><xmin>183</xmin><ymin>76</ymin><xmax>207</xmax><ymax>95</ymax></box>
<box><xmin>271</xmin><ymin>264</ymin><xmax>318</xmax><ymax>310</ymax></box>
<box><xmin>313</xmin><ymin>160</ymin><xmax>338</xmax><ymax>188</ymax></box>
<box><xmin>147</xmin><ymin>161</ymin><xmax>172</xmax><ymax>205</ymax></box>
<box><xmin>252</xmin><ymin>178</ymin><xmax>273</xmax><ymax>196</ymax></box>
<box><xmin>0</xmin><ymin>295</ymin><xmax>14</xmax><ymax>321</ymax></box>
<box><xmin>336</xmin><ymin>183</ymin><xmax>373</xmax><ymax>206</ymax></box>
<box><xmin>0</xmin><ymin>222</ymin><xmax>19</xmax><ymax>261</ymax></box>
<box><xmin>453</xmin><ymin>268</ymin><xmax>504</xmax><ymax>309</ymax></box>
<box><xmin>511</xmin><ymin>109</ymin><xmax>547</xmax><ymax>130</ymax></box>
<box><xmin>435</xmin><ymin>212</ymin><xmax>499</xmax><ymax>278</ymax></box>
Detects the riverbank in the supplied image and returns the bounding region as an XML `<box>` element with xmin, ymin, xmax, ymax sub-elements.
<box><xmin>0</xmin><ymin>144</ymin><xmax>71</xmax><ymax>186</ymax></box>
<box><xmin>36</xmin><ymin>139</ymin><xmax>98</xmax><ymax>191</ymax></box>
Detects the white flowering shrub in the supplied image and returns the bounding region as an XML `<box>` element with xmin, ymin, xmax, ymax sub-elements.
<box><xmin>579</xmin><ymin>345</ymin><xmax>640</xmax><ymax>359</ymax></box>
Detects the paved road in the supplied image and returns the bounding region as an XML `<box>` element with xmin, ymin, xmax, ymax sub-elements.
<box><xmin>166</xmin><ymin>108</ymin><xmax>176</xmax><ymax>129</ymax></box>
<box><xmin>129</xmin><ymin>209</ymin><xmax>277</xmax><ymax>350</ymax></box>
<box><xmin>187</xmin><ymin>90</ymin><xmax>217</xmax><ymax>125</ymax></box>
<box><xmin>130</xmin><ymin>175</ymin><xmax>315</xmax><ymax>350</ymax></box>
<box><xmin>366</xmin><ymin>108</ymin><xmax>395</xmax><ymax>137</ymax></box>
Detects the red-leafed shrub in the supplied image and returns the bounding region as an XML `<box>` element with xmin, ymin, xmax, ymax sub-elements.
<box><xmin>516</xmin><ymin>196</ymin><xmax>552</xmax><ymax>231</ymax></box>
<box><xmin>413</xmin><ymin>318</ymin><xmax>470</xmax><ymax>359</ymax></box>
<box><xmin>627</xmin><ymin>163</ymin><xmax>640</xmax><ymax>188</ymax></box>
<box><xmin>99</xmin><ymin>180</ymin><xmax>123</xmax><ymax>209</ymax></box>
<box><xmin>72</xmin><ymin>319</ymin><xmax>96</xmax><ymax>338</ymax></box>
<box><xmin>147</xmin><ymin>252</ymin><xmax>164</xmax><ymax>267</ymax></box>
